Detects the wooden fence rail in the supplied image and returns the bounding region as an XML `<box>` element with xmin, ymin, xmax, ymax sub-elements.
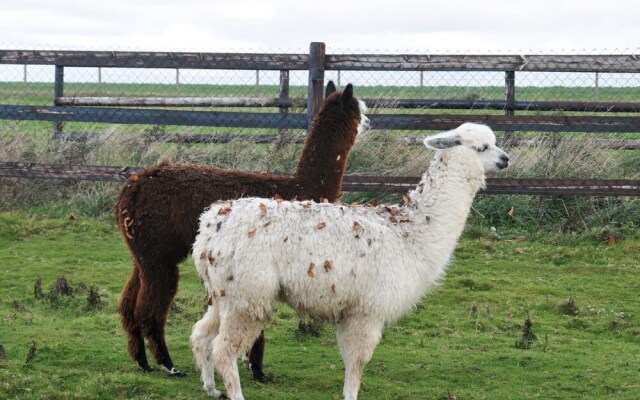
<box><xmin>47</xmin><ymin>132</ymin><xmax>640</xmax><ymax>150</ymax></box>
<box><xmin>2</xmin><ymin>162</ymin><xmax>639</xmax><ymax>197</ymax></box>
<box><xmin>55</xmin><ymin>97</ymin><xmax>296</xmax><ymax>108</ymax></box>
<box><xmin>45</xmin><ymin>97</ymin><xmax>640</xmax><ymax>113</ymax></box>
<box><xmin>4</xmin><ymin>105</ymin><xmax>640</xmax><ymax>133</ymax></box>
<box><xmin>0</xmin><ymin>50</ymin><xmax>311</xmax><ymax>70</ymax></box>
<box><xmin>2</xmin><ymin>50</ymin><xmax>639</xmax><ymax>72</ymax></box>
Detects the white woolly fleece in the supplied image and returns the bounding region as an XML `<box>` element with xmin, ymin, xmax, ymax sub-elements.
<box><xmin>194</xmin><ymin>145</ymin><xmax>483</xmax><ymax>324</ymax></box>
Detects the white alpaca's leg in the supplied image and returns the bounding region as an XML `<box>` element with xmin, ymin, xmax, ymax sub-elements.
<box><xmin>336</xmin><ymin>317</ymin><xmax>383</xmax><ymax>400</ymax></box>
<box><xmin>212</xmin><ymin>315</ymin><xmax>265</xmax><ymax>400</ymax></box>
<box><xmin>191</xmin><ymin>304</ymin><xmax>222</xmax><ymax>398</ymax></box>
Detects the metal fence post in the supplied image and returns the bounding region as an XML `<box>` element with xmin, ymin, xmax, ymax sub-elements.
<box><xmin>23</xmin><ymin>65</ymin><xmax>29</xmax><ymax>94</ymax></box>
<box><xmin>307</xmin><ymin>42</ymin><xmax>326</xmax><ymax>132</ymax></box>
<box><xmin>53</xmin><ymin>65</ymin><xmax>64</xmax><ymax>137</ymax></box>
<box><xmin>98</xmin><ymin>67</ymin><xmax>102</xmax><ymax>95</ymax></box>
<box><xmin>504</xmin><ymin>70</ymin><xmax>515</xmax><ymax>142</ymax></box>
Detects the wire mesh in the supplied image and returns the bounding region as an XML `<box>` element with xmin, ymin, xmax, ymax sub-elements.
<box><xmin>0</xmin><ymin>47</ymin><xmax>639</xmax><ymax>204</ymax></box>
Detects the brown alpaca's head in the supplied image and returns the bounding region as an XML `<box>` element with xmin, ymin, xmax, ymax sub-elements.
<box><xmin>296</xmin><ymin>81</ymin><xmax>369</xmax><ymax>201</ymax></box>
<box><xmin>322</xmin><ymin>81</ymin><xmax>369</xmax><ymax>137</ymax></box>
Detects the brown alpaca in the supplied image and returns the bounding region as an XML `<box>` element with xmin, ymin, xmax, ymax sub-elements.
<box><xmin>115</xmin><ymin>81</ymin><xmax>368</xmax><ymax>378</ymax></box>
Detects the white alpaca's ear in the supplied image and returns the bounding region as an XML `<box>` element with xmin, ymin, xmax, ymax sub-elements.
<box><xmin>424</xmin><ymin>132</ymin><xmax>463</xmax><ymax>150</ymax></box>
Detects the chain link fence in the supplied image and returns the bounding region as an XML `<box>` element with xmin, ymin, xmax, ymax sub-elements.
<box><xmin>0</xmin><ymin>45</ymin><xmax>639</xmax><ymax>227</ymax></box>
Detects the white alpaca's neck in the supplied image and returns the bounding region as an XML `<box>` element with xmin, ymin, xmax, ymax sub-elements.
<box><xmin>405</xmin><ymin>146</ymin><xmax>485</xmax><ymax>262</ymax></box>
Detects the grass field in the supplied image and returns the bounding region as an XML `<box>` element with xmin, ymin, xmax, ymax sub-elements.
<box><xmin>0</xmin><ymin>212</ymin><xmax>638</xmax><ymax>399</ymax></box>
<box><xmin>0</xmin><ymin>77</ymin><xmax>639</xmax><ymax>399</ymax></box>
<box><xmin>2</xmin><ymin>80</ymin><xmax>639</xmax><ymax>140</ymax></box>
<box><xmin>2</xmin><ymin>81</ymin><xmax>639</xmax><ymax>104</ymax></box>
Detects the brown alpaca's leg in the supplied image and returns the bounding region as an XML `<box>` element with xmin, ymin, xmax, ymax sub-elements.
<box><xmin>119</xmin><ymin>262</ymin><xmax>153</xmax><ymax>372</ymax></box>
<box><xmin>136</xmin><ymin>262</ymin><xmax>186</xmax><ymax>377</ymax></box>
<box><xmin>249</xmin><ymin>331</ymin><xmax>273</xmax><ymax>383</ymax></box>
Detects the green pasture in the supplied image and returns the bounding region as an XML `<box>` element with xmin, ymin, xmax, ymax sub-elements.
<box><xmin>0</xmin><ymin>212</ymin><xmax>638</xmax><ymax>399</ymax></box>
<box><xmin>1</xmin><ymin>81</ymin><xmax>638</xmax><ymax>105</ymax></box>
<box><xmin>1</xmin><ymin>81</ymin><xmax>638</xmax><ymax>142</ymax></box>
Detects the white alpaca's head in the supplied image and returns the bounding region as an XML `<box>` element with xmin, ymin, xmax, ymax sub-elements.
<box><xmin>423</xmin><ymin>123</ymin><xmax>509</xmax><ymax>172</ymax></box>
<box><xmin>357</xmin><ymin>99</ymin><xmax>370</xmax><ymax>135</ymax></box>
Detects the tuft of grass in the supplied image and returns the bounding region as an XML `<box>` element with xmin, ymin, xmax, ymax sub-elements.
<box><xmin>23</xmin><ymin>342</ymin><xmax>36</xmax><ymax>367</ymax></box>
<box><xmin>559</xmin><ymin>296</ymin><xmax>581</xmax><ymax>316</ymax></box>
<box><xmin>295</xmin><ymin>319</ymin><xmax>323</xmax><ymax>339</ymax></box>
<box><xmin>468</xmin><ymin>194</ymin><xmax>640</xmax><ymax>241</ymax></box>
<box><xmin>515</xmin><ymin>314</ymin><xmax>538</xmax><ymax>349</ymax></box>
<box><xmin>85</xmin><ymin>286</ymin><xmax>102</xmax><ymax>311</ymax></box>
<box><xmin>52</xmin><ymin>276</ymin><xmax>74</xmax><ymax>298</ymax></box>
<box><xmin>33</xmin><ymin>277</ymin><xmax>43</xmax><ymax>300</ymax></box>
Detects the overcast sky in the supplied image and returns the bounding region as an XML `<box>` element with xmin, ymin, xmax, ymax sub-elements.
<box><xmin>1</xmin><ymin>0</ymin><xmax>638</xmax><ymax>53</ymax></box>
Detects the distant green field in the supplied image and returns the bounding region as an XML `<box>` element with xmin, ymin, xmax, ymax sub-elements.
<box><xmin>0</xmin><ymin>213</ymin><xmax>638</xmax><ymax>399</ymax></box>
<box><xmin>1</xmin><ymin>81</ymin><xmax>638</xmax><ymax>105</ymax></box>
<box><xmin>1</xmin><ymin>81</ymin><xmax>638</xmax><ymax>140</ymax></box>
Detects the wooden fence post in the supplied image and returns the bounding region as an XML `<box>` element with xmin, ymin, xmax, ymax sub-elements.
<box><xmin>53</xmin><ymin>65</ymin><xmax>64</xmax><ymax>137</ymax></box>
<box><xmin>307</xmin><ymin>42</ymin><xmax>325</xmax><ymax>132</ymax></box>
<box><xmin>278</xmin><ymin>69</ymin><xmax>290</xmax><ymax>140</ymax></box>
<box><xmin>504</xmin><ymin>70</ymin><xmax>515</xmax><ymax>142</ymax></box>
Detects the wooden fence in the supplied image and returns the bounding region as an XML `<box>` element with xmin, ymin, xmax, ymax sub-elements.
<box><xmin>1</xmin><ymin>43</ymin><xmax>639</xmax><ymax>196</ymax></box>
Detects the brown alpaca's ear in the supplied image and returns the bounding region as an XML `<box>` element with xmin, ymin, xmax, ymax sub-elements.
<box><xmin>340</xmin><ymin>83</ymin><xmax>354</xmax><ymax>107</ymax></box>
<box><xmin>325</xmin><ymin>80</ymin><xmax>337</xmax><ymax>97</ymax></box>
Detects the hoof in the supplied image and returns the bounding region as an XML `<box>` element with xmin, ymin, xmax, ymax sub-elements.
<box><xmin>253</xmin><ymin>373</ymin><xmax>274</xmax><ymax>384</ymax></box>
<box><xmin>165</xmin><ymin>367</ymin><xmax>187</xmax><ymax>377</ymax></box>
<box><xmin>139</xmin><ymin>365</ymin><xmax>156</xmax><ymax>373</ymax></box>
<box><xmin>206</xmin><ymin>386</ymin><xmax>225</xmax><ymax>398</ymax></box>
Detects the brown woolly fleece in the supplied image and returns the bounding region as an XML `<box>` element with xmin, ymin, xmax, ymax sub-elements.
<box><xmin>115</xmin><ymin>81</ymin><xmax>365</xmax><ymax>379</ymax></box>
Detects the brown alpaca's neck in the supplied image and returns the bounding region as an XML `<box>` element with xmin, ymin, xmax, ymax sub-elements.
<box><xmin>294</xmin><ymin>117</ymin><xmax>355</xmax><ymax>202</ymax></box>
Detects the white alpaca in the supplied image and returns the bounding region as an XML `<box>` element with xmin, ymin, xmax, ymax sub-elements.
<box><xmin>191</xmin><ymin>122</ymin><xmax>509</xmax><ymax>400</ymax></box>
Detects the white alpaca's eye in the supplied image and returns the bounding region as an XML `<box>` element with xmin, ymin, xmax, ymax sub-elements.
<box><xmin>475</xmin><ymin>144</ymin><xmax>489</xmax><ymax>152</ymax></box>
